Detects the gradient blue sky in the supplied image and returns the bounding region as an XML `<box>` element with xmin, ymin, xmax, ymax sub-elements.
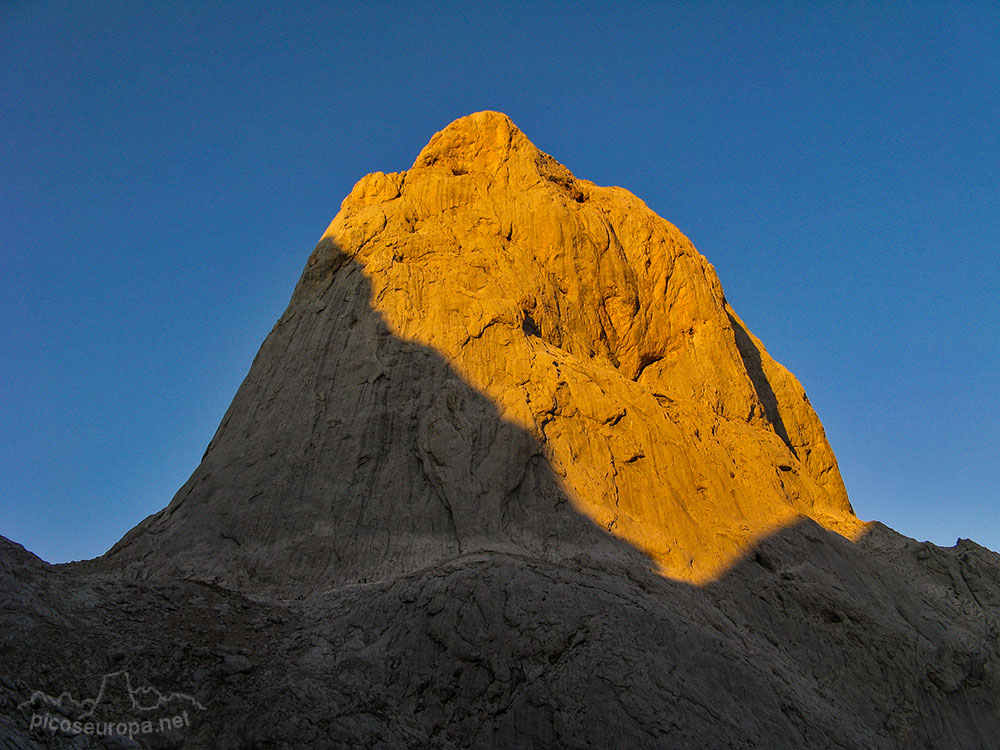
<box><xmin>3</xmin><ymin>2</ymin><xmax>998</xmax><ymax>563</ymax></box>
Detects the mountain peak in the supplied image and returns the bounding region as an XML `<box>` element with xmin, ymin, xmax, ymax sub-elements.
<box><xmin>105</xmin><ymin>114</ymin><xmax>865</xmax><ymax>593</ymax></box>
<box><xmin>412</xmin><ymin>111</ymin><xmax>548</xmax><ymax>175</ymax></box>
<box><xmin>10</xmin><ymin>115</ymin><xmax>998</xmax><ymax>750</ymax></box>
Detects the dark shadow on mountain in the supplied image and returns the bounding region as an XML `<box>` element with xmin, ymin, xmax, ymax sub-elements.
<box><xmin>8</xmin><ymin>509</ymin><xmax>1000</xmax><ymax>748</ymax></box>
<box><xmin>90</xmin><ymin>239</ymin><xmax>657</xmax><ymax>596</ymax></box>
<box><xmin>727</xmin><ymin>311</ymin><xmax>796</xmax><ymax>456</ymax></box>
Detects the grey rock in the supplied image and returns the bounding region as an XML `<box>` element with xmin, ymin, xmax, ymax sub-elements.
<box><xmin>221</xmin><ymin>656</ymin><xmax>252</xmax><ymax>675</ymax></box>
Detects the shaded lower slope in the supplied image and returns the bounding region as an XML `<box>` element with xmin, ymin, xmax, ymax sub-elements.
<box><xmin>99</xmin><ymin>249</ymin><xmax>649</xmax><ymax>596</ymax></box>
<box><xmin>3</xmin><ymin>520</ymin><xmax>999</xmax><ymax>748</ymax></box>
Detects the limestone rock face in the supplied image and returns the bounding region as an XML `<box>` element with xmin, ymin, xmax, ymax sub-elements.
<box><xmin>105</xmin><ymin>111</ymin><xmax>863</xmax><ymax>592</ymax></box>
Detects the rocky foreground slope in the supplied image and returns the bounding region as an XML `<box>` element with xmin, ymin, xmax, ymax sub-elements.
<box><xmin>3</xmin><ymin>523</ymin><xmax>999</xmax><ymax>748</ymax></box>
<box><xmin>2</xmin><ymin>113</ymin><xmax>999</xmax><ymax>748</ymax></box>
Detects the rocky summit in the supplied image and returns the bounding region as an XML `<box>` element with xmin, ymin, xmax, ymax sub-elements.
<box><xmin>2</xmin><ymin>112</ymin><xmax>999</xmax><ymax>748</ymax></box>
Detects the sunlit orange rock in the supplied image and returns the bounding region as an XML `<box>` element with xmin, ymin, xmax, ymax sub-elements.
<box><xmin>322</xmin><ymin>111</ymin><xmax>865</xmax><ymax>582</ymax></box>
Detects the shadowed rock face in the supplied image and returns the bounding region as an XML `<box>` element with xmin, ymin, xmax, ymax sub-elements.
<box><xmin>103</xmin><ymin>250</ymin><xmax>652</xmax><ymax>595</ymax></box>
<box><xmin>104</xmin><ymin>111</ymin><xmax>862</xmax><ymax>592</ymax></box>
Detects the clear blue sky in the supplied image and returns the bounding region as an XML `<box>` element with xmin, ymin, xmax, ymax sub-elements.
<box><xmin>2</xmin><ymin>2</ymin><xmax>997</xmax><ymax>563</ymax></box>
